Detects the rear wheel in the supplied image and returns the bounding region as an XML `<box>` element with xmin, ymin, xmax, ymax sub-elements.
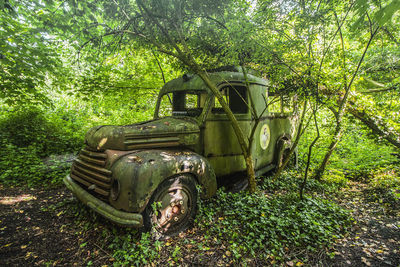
<box><xmin>282</xmin><ymin>147</ymin><xmax>298</xmax><ymax>168</ymax></box>
<box><xmin>144</xmin><ymin>175</ymin><xmax>198</xmax><ymax>236</ymax></box>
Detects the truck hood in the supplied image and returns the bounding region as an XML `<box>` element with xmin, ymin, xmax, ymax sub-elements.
<box><xmin>85</xmin><ymin>117</ymin><xmax>200</xmax><ymax>151</ymax></box>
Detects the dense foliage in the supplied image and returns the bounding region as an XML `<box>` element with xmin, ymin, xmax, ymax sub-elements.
<box><xmin>62</xmin><ymin>176</ymin><xmax>354</xmax><ymax>265</ymax></box>
<box><xmin>0</xmin><ymin>0</ymin><xmax>399</xmax><ymax>265</ymax></box>
<box><xmin>196</xmin><ymin>190</ymin><xmax>352</xmax><ymax>261</ymax></box>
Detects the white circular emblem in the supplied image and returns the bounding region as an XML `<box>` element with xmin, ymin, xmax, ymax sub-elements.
<box><xmin>260</xmin><ymin>124</ymin><xmax>270</xmax><ymax>150</ymax></box>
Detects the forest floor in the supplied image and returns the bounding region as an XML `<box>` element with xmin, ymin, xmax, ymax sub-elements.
<box><xmin>0</xmin><ymin>181</ymin><xmax>399</xmax><ymax>266</ymax></box>
<box><xmin>325</xmin><ymin>181</ymin><xmax>399</xmax><ymax>266</ymax></box>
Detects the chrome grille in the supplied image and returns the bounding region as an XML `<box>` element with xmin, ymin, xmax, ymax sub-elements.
<box><xmin>71</xmin><ymin>147</ymin><xmax>111</xmax><ymax>198</ymax></box>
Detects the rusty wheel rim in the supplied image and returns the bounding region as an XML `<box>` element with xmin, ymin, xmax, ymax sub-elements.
<box><xmin>152</xmin><ymin>184</ymin><xmax>193</xmax><ymax>233</ymax></box>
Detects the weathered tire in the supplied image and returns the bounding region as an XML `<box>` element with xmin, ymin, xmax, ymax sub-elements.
<box><xmin>143</xmin><ymin>175</ymin><xmax>198</xmax><ymax>236</ymax></box>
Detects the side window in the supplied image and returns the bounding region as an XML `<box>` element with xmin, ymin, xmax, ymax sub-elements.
<box><xmin>213</xmin><ymin>87</ymin><xmax>228</xmax><ymax>109</ymax></box>
<box><xmin>212</xmin><ymin>85</ymin><xmax>248</xmax><ymax>114</ymax></box>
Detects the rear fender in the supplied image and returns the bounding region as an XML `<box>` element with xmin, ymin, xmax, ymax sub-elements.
<box><xmin>110</xmin><ymin>149</ymin><xmax>217</xmax><ymax>213</ymax></box>
<box><xmin>275</xmin><ymin>134</ymin><xmax>292</xmax><ymax>168</ymax></box>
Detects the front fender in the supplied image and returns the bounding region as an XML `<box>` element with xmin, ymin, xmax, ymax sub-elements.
<box><xmin>109</xmin><ymin>149</ymin><xmax>217</xmax><ymax>213</ymax></box>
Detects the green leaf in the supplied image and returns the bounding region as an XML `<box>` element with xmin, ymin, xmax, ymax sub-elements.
<box><xmin>374</xmin><ymin>0</ymin><xmax>400</xmax><ymax>26</ymax></box>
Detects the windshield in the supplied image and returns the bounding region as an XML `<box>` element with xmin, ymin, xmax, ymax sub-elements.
<box><xmin>158</xmin><ymin>91</ymin><xmax>207</xmax><ymax>118</ymax></box>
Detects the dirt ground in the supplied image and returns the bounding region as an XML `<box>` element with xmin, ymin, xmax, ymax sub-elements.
<box><xmin>0</xmin><ymin>186</ymin><xmax>95</xmax><ymax>266</ymax></box>
<box><xmin>0</xmin><ymin>182</ymin><xmax>399</xmax><ymax>266</ymax></box>
<box><xmin>325</xmin><ymin>182</ymin><xmax>400</xmax><ymax>267</ymax></box>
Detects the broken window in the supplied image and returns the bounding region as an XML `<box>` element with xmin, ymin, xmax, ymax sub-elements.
<box><xmin>212</xmin><ymin>85</ymin><xmax>248</xmax><ymax>114</ymax></box>
<box><xmin>158</xmin><ymin>91</ymin><xmax>204</xmax><ymax>117</ymax></box>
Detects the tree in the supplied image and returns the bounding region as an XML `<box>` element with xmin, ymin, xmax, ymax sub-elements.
<box><xmin>0</xmin><ymin>0</ymin><xmax>62</xmax><ymax>105</ymax></box>
<box><xmin>7</xmin><ymin>0</ymin><xmax>398</xmax><ymax>192</ymax></box>
<box><xmin>62</xmin><ymin>0</ymin><xmax>272</xmax><ymax>192</ymax></box>
<box><xmin>252</xmin><ymin>0</ymin><xmax>400</xmax><ymax>181</ymax></box>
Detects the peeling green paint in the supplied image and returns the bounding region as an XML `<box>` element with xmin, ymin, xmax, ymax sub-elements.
<box><xmin>86</xmin><ymin>117</ymin><xmax>200</xmax><ymax>151</ymax></box>
<box><xmin>65</xmin><ymin>67</ymin><xmax>297</xmax><ymax>228</ymax></box>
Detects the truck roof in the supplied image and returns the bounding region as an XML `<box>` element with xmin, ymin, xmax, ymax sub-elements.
<box><xmin>160</xmin><ymin>67</ymin><xmax>269</xmax><ymax>95</ymax></box>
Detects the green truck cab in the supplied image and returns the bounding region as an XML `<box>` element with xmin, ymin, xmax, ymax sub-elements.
<box><xmin>64</xmin><ymin>67</ymin><xmax>297</xmax><ymax>235</ymax></box>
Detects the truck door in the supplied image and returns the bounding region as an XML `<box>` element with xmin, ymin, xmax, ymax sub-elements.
<box><xmin>203</xmin><ymin>83</ymin><xmax>252</xmax><ymax>177</ymax></box>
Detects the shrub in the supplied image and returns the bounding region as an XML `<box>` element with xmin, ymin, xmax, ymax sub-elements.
<box><xmin>0</xmin><ymin>107</ymin><xmax>82</xmax><ymax>157</ymax></box>
<box><xmin>261</xmin><ymin>170</ymin><xmax>348</xmax><ymax>196</ymax></box>
<box><xmin>111</xmin><ymin>232</ymin><xmax>163</xmax><ymax>266</ymax></box>
<box><xmin>298</xmin><ymin>109</ymin><xmax>397</xmax><ymax>180</ymax></box>
<box><xmin>0</xmin><ymin>140</ymin><xmax>72</xmax><ymax>186</ymax></box>
<box><xmin>0</xmin><ymin>142</ymin><xmax>45</xmax><ymax>185</ymax></box>
<box><xmin>196</xmin><ymin>189</ymin><xmax>353</xmax><ymax>262</ymax></box>
<box><xmin>363</xmin><ymin>166</ymin><xmax>400</xmax><ymax>212</ymax></box>
<box><xmin>321</xmin><ymin>169</ymin><xmax>349</xmax><ymax>189</ymax></box>
<box><xmin>0</xmin><ymin>107</ymin><xmax>79</xmax><ymax>186</ymax></box>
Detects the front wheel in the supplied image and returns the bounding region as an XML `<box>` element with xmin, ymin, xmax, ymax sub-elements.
<box><xmin>144</xmin><ymin>175</ymin><xmax>198</xmax><ymax>236</ymax></box>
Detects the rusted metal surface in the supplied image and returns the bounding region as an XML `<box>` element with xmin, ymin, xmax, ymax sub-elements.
<box><xmin>64</xmin><ymin>175</ymin><xmax>143</xmax><ymax>227</ymax></box>
<box><xmin>85</xmin><ymin>117</ymin><xmax>200</xmax><ymax>151</ymax></box>
<box><xmin>65</xmin><ymin>67</ymin><xmax>297</xmax><ymax>229</ymax></box>
<box><xmin>108</xmin><ymin>149</ymin><xmax>217</xmax><ymax>213</ymax></box>
<box><xmin>70</xmin><ymin>147</ymin><xmax>112</xmax><ymax>198</ymax></box>
<box><xmin>151</xmin><ymin>180</ymin><xmax>193</xmax><ymax>232</ymax></box>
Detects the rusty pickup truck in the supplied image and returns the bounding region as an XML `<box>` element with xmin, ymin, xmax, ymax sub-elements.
<box><xmin>64</xmin><ymin>66</ymin><xmax>297</xmax><ymax>235</ymax></box>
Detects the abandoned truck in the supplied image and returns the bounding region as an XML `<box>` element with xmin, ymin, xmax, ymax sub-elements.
<box><xmin>64</xmin><ymin>67</ymin><xmax>298</xmax><ymax>235</ymax></box>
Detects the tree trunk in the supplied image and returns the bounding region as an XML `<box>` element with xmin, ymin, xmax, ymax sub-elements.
<box><xmin>348</xmin><ymin>104</ymin><xmax>400</xmax><ymax>150</ymax></box>
<box><xmin>313</xmin><ymin>26</ymin><xmax>379</xmax><ymax>180</ymax></box>
<box><xmin>313</xmin><ymin>121</ymin><xmax>343</xmax><ymax>180</ymax></box>
<box><xmin>197</xmin><ymin>71</ymin><xmax>257</xmax><ymax>193</ymax></box>
<box><xmin>300</xmin><ymin>105</ymin><xmax>320</xmax><ymax>200</ymax></box>
<box><xmin>274</xmin><ymin>100</ymin><xmax>308</xmax><ymax>179</ymax></box>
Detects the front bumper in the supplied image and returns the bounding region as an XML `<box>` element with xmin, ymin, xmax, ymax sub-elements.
<box><xmin>63</xmin><ymin>175</ymin><xmax>143</xmax><ymax>227</ymax></box>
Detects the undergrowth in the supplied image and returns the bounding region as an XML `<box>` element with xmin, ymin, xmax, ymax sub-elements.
<box><xmin>1</xmin><ymin>93</ymin><xmax>397</xmax><ymax>265</ymax></box>
<box><xmin>0</xmin><ymin>108</ymin><xmax>80</xmax><ymax>186</ymax></box>
<box><xmin>62</xmin><ymin>174</ymin><xmax>353</xmax><ymax>265</ymax></box>
<box><xmin>363</xmin><ymin>166</ymin><xmax>400</xmax><ymax>213</ymax></box>
<box><xmin>0</xmin><ymin>91</ymin><xmax>153</xmax><ymax>187</ymax></box>
<box><xmin>195</xmin><ymin>189</ymin><xmax>352</xmax><ymax>264</ymax></box>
